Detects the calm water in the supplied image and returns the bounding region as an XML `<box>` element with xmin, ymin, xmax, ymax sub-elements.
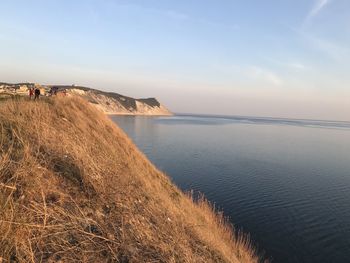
<box><xmin>110</xmin><ymin>114</ymin><xmax>350</xmax><ymax>263</ymax></box>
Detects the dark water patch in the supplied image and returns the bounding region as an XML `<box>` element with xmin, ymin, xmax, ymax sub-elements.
<box><xmin>110</xmin><ymin>114</ymin><xmax>350</xmax><ymax>263</ymax></box>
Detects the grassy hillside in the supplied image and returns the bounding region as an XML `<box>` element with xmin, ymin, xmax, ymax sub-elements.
<box><xmin>0</xmin><ymin>97</ymin><xmax>261</xmax><ymax>262</ymax></box>
<box><xmin>0</xmin><ymin>82</ymin><xmax>172</xmax><ymax>115</ymax></box>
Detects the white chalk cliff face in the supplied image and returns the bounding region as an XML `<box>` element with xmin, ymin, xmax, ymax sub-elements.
<box><xmin>67</xmin><ymin>88</ymin><xmax>172</xmax><ymax>116</ymax></box>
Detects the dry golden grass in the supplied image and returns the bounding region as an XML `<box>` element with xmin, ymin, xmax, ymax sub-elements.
<box><xmin>0</xmin><ymin>97</ymin><xmax>263</xmax><ymax>263</ymax></box>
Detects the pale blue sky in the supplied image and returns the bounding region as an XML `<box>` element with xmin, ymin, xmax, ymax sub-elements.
<box><xmin>0</xmin><ymin>0</ymin><xmax>349</xmax><ymax>120</ymax></box>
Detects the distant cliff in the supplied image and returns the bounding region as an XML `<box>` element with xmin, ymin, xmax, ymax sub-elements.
<box><xmin>0</xmin><ymin>82</ymin><xmax>172</xmax><ymax>116</ymax></box>
<box><xmin>66</xmin><ymin>86</ymin><xmax>172</xmax><ymax>115</ymax></box>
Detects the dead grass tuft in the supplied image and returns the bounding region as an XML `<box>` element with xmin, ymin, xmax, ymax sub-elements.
<box><xmin>0</xmin><ymin>97</ymin><xmax>264</xmax><ymax>262</ymax></box>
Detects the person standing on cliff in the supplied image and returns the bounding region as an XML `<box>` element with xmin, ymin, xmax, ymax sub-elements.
<box><xmin>34</xmin><ymin>87</ymin><xmax>40</xmax><ymax>100</ymax></box>
<box><xmin>29</xmin><ymin>87</ymin><xmax>34</xmax><ymax>100</ymax></box>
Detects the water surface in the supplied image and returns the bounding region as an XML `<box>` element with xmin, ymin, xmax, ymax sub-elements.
<box><xmin>110</xmin><ymin>114</ymin><xmax>350</xmax><ymax>263</ymax></box>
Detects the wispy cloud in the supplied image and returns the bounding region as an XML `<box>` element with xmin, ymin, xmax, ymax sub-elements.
<box><xmin>304</xmin><ymin>0</ymin><xmax>331</xmax><ymax>25</ymax></box>
<box><xmin>293</xmin><ymin>27</ymin><xmax>350</xmax><ymax>61</ymax></box>
<box><xmin>248</xmin><ymin>66</ymin><xmax>283</xmax><ymax>86</ymax></box>
<box><xmin>262</xmin><ymin>56</ymin><xmax>308</xmax><ymax>71</ymax></box>
<box><xmin>289</xmin><ymin>24</ymin><xmax>349</xmax><ymax>62</ymax></box>
<box><xmin>112</xmin><ymin>2</ymin><xmax>238</xmax><ymax>31</ymax></box>
<box><xmin>197</xmin><ymin>18</ymin><xmax>240</xmax><ymax>31</ymax></box>
<box><xmin>307</xmin><ymin>35</ymin><xmax>350</xmax><ymax>61</ymax></box>
<box><xmin>163</xmin><ymin>10</ymin><xmax>189</xmax><ymax>21</ymax></box>
<box><xmin>288</xmin><ymin>62</ymin><xmax>308</xmax><ymax>70</ymax></box>
<box><xmin>112</xmin><ymin>3</ymin><xmax>189</xmax><ymax>22</ymax></box>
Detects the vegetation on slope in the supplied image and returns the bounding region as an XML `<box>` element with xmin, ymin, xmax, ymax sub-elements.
<box><xmin>0</xmin><ymin>97</ymin><xmax>261</xmax><ymax>262</ymax></box>
<box><xmin>0</xmin><ymin>82</ymin><xmax>172</xmax><ymax>115</ymax></box>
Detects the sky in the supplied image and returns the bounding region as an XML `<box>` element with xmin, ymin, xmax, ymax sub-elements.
<box><xmin>0</xmin><ymin>0</ymin><xmax>349</xmax><ymax>120</ymax></box>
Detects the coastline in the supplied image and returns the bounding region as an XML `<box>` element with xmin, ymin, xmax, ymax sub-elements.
<box><xmin>105</xmin><ymin>112</ymin><xmax>174</xmax><ymax>116</ymax></box>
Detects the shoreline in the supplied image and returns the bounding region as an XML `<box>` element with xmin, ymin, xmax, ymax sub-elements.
<box><xmin>106</xmin><ymin>112</ymin><xmax>174</xmax><ymax>116</ymax></box>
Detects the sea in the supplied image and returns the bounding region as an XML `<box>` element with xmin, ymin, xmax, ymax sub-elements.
<box><xmin>110</xmin><ymin>114</ymin><xmax>350</xmax><ymax>263</ymax></box>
